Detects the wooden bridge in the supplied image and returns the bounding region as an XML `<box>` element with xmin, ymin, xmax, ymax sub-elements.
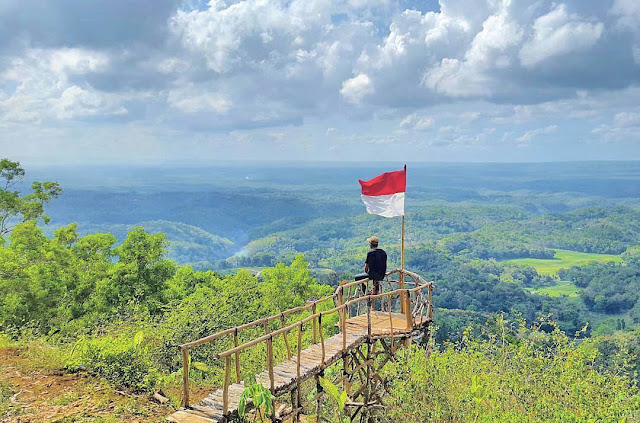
<box><xmin>168</xmin><ymin>269</ymin><xmax>433</xmax><ymax>423</ymax></box>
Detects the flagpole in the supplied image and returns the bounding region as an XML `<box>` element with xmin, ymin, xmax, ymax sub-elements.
<box><xmin>401</xmin><ymin>214</ymin><xmax>405</xmax><ymax>271</ymax></box>
<box><xmin>400</xmin><ymin>164</ymin><xmax>406</xmax><ymax>290</ymax></box>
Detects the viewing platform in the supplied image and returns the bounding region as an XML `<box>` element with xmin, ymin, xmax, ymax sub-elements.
<box><xmin>169</xmin><ymin>269</ymin><xmax>434</xmax><ymax>423</ymax></box>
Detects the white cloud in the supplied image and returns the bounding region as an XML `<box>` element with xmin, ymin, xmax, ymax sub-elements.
<box><xmin>614</xmin><ymin>112</ymin><xmax>640</xmax><ymax>127</ymax></box>
<box><xmin>1</xmin><ymin>0</ymin><xmax>640</xmax><ymax>162</ymax></box>
<box><xmin>590</xmin><ymin>124</ymin><xmax>637</xmax><ymax>142</ymax></box>
<box><xmin>399</xmin><ymin>113</ymin><xmax>434</xmax><ymax>130</ymax></box>
<box><xmin>53</xmin><ymin>86</ymin><xmax>127</xmax><ymax>119</ymax></box>
<box><xmin>611</xmin><ymin>0</ymin><xmax>640</xmax><ymax>30</ymax></box>
<box><xmin>170</xmin><ymin>0</ymin><xmax>334</xmax><ymax>74</ymax></box>
<box><xmin>399</xmin><ymin>113</ymin><xmax>416</xmax><ymax>128</ymax></box>
<box><xmin>515</xmin><ymin>124</ymin><xmax>557</xmax><ymax>144</ymax></box>
<box><xmin>0</xmin><ymin>48</ymin><xmax>124</xmax><ymax>123</ymax></box>
<box><xmin>340</xmin><ymin>73</ymin><xmax>374</xmax><ymax>104</ymax></box>
<box><xmin>167</xmin><ymin>86</ymin><xmax>232</xmax><ymax>113</ymax></box>
<box><xmin>460</xmin><ymin>111</ymin><xmax>480</xmax><ymax>123</ymax></box>
<box><xmin>519</xmin><ymin>4</ymin><xmax>603</xmax><ymax>68</ymax></box>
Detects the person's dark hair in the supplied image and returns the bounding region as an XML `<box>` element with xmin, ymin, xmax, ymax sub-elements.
<box><xmin>370</xmin><ymin>241</ymin><xmax>378</xmax><ymax>248</ymax></box>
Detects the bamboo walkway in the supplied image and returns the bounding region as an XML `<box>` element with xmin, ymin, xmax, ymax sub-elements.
<box><xmin>168</xmin><ymin>270</ymin><xmax>433</xmax><ymax>423</ymax></box>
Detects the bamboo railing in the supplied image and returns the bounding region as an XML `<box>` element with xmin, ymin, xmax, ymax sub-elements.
<box><xmin>177</xmin><ymin>269</ymin><xmax>434</xmax><ymax>412</ymax></box>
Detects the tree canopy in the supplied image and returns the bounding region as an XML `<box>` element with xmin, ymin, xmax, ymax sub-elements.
<box><xmin>0</xmin><ymin>158</ymin><xmax>62</xmax><ymax>237</ymax></box>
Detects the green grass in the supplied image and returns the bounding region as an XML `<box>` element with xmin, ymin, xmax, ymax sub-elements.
<box><xmin>503</xmin><ymin>249</ymin><xmax>623</xmax><ymax>275</ymax></box>
<box><xmin>527</xmin><ymin>282</ymin><xmax>581</xmax><ymax>298</ymax></box>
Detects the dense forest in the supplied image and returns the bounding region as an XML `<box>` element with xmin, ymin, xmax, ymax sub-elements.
<box><xmin>2</xmin><ymin>159</ymin><xmax>640</xmax><ymax>421</ymax></box>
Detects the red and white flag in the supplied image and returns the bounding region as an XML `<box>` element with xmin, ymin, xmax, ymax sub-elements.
<box><xmin>358</xmin><ymin>167</ymin><xmax>406</xmax><ymax>218</ymax></box>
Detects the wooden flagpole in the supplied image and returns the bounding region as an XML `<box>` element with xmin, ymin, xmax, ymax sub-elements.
<box><xmin>401</xmin><ymin>215</ymin><xmax>405</xmax><ymax>271</ymax></box>
<box><xmin>400</xmin><ymin>164</ymin><xmax>406</xmax><ymax>290</ymax></box>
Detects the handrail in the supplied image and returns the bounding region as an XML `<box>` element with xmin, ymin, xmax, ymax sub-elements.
<box><xmin>219</xmin><ymin>303</ymin><xmax>348</xmax><ymax>358</ymax></box>
<box><xmin>177</xmin><ymin>267</ymin><xmax>434</xmax><ymax>410</ymax></box>
<box><xmin>218</xmin><ymin>283</ymin><xmax>432</xmax><ymax>358</ymax></box>
<box><xmin>181</xmin><ymin>269</ymin><xmax>430</xmax><ymax>350</ymax></box>
<box><xmin>337</xmin><ymin>268</ymin><xmax>424</xmax><ymax>293</ymax></box>
<box><xmin>179</xmin><ymin>293</ymin><xmax>336</xmax><ymax>350</ymax></box>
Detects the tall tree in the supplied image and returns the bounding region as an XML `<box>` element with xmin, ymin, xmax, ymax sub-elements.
<box><xmin>0</xmin><ymin>158</ymin><xmax>62</xmax><ymax>236</ymax></box>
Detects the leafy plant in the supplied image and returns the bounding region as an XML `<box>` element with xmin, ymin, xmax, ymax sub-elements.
<box><xmin>238</xmin><ymin>377</ymin><xmax>275</xmax><ymax>422</ymax></box>
<box><xmin>66</xmin><ymin>333</ymin><xmax>158</xmax><ymax>393</ymax></box>
<box><xmin>319</xmin><ymin>376</ymin><xmax>350</xmax><ymax>423</ymax></box>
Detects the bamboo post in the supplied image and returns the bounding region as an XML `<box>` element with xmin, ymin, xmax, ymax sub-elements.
<box><xmin>343</xmin><ymin>348</ymin><xmax>350</xmax><ymax>394</ymax></box>
<box><xmin>341</xmin><ymin>281</ymin><xmax>351</xmax><ymax>318</ymax></box>
<box><xmin>401</xmin><ymin>164</ymin><xmax>406</xmax><ymax>273</ymax></box>
<box><xmin>404</xmin><ymin>289</ymin><xmax>412</xmax><ymax>330</ymax></box>
<box><xmin>367</xmin><ymin>297</ymin><xmax>372</xmax><ymax>339</ymax></box>
<box><xmin>290</xmin><ymin>390</ymin><xmax>297</xmax><ymax>422</ymax></box>
<box><xmin>342</xmin><ymin>305</ymin><xmax>347</xmax><ymax>353</ymax></box>
<box><xmin>428</xmin><ymin>284</ymin><xmax>434</xmax><ymax>320</ymax></box>
<box><xmin>182</xmin><ymin>348</ymin><xmax>189</xmax><ymax>408</ymax></box>
<box><xmin>404</xmin><ymin>289</ymin><xmax>412</xmax><ymax>348</ymax></box>
<box><xmin>223</xmin><ymin>356</ymin><xmax>231</xmax><ymax>414</ymax></box>
<box><xmin>364</xmin><ymin>339</ymin><xmax>371</xmax><ymax>411</ymax></box>
<box><xmin>234</xmin><ymin>328</ymin><xmax>241</xmax><ymax>383</ymax></box>
<box><xmin>400</xmin><ymin>165</ymin><xmax>406</xmax><ymax>313</ymax></box>
<box><xmin>316</xmin><ymin>373</ymin><xmax>322</xmax><ymax>423</ymax></box>
<box><xmin>312</xmin><ymin>302</ymin><xmax>318</xmax><ymax>344</ymax></box>
<box><xmin>337</xmin><ymin>286</ymin><xmax>344</xmax><ymax>328</ymax></box>
<box><xmin>280</xmin><ymin>313</ymin><xmax>292</xmax><ymax>359</ymax></box>
<box><xmin>266</xmin><ymin>335</ymin><xmax>275</xmax><ymax>393</ymax></box>
<box><xmin>296</xmin><ymin>322</ymin><xmax>302</xmax><ymax>422</ymax></box>
<box><xmin>401</xmin><ymin>215</ymin><xmax>405</xmax><ymax>280</ymax></box>
<box><xmin>319</xmin><ymin>312</ymin><xmax>325</xmax><ymax>365</ymax></box>
<box><xmin>388</xmin><ymin>295</ymin><xmax>394</xmax><ymax>345</ymax></box>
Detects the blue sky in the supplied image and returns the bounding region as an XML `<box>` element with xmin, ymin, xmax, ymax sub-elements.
<box><xmin>1</xmin><ymin>0</ymin><xmax>639</xmax><ymax>164</ymax></box>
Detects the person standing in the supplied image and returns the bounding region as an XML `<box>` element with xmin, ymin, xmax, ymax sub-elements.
<box><xmin>364</xmin><ymin>236</ymin><xmax>387</xmax><ymax>296</ymax></box>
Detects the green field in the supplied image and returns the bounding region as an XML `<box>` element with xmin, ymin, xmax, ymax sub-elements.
<box><xmin>527</xmin><ymin>281</ymin><xmax>581</xmax><ymax>298</ymax></box>
<box><xmin>503</xmin><ymin>249</ymin><xmax>623</xmax><ymax>275</ymax></box>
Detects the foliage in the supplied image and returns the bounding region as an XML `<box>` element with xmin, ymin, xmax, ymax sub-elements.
<box><xmin>0</xmin><ymin>158</ymin><xmax>62</xmax><ymax>236</ymax></box>
<box><xmin>387</xmin><ymin>318</ymin><xmax>640</xmax><ymax>422</ymax></box>
<box><xmin>558</xmin><ymin>251</ymin><xmax>640</xmax><ymax>314</ymax></box>
<box><xmin>0</xmin><ymin>222</ymin><xmax>175</xmax><ymax>334</ymax></box>
<box><xmin>4</xmin><ymin>160</ymin><xmax>640</xmax><ymax>418</ymax></box>
<box><xmin>66</xmin><ymin>332</ymin><xmax>158</xmax><ymax>393</ymax></box>
<box><xmin>0</xmin><ymin>379</ymin><xmax>13</xmax><ymax>417</ymax></box>
<box><xmin>237</xmin><ymin>377</ymin><xmax>275</xmax><ymax>422</ymax></box>
<box><xmin>319</xmin><ymin>376</ymin><xmax>350</xmax><ymax>423</ymax></box>
<box><xmin>96</xmin><ymin>227</ymin><xmax>175</xmax><ymax>315</ymax></box>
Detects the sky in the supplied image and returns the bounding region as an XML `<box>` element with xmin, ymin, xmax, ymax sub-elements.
<box><xmin>1</xmin><ymin>0</ymin><xmax>640</xmax><ymax>165</ymax></box>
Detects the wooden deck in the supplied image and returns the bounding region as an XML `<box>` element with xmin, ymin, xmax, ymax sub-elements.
<box><xmin>168</xmin><ymin>312</ymin><xmax>419</xmax><ymax>423</ymax></box>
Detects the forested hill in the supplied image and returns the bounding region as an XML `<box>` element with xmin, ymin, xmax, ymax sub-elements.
<box><xmin>32</xmin><ymin>161</ymin><xmax>640</xmax><ymax>264</ymax></box>
<box><xmin>2</xmin><ymin>159</ymin><xmax>640</xmax><ymax>421</ymax></box>
<box><xmin>11</xmin><ymin>161</ymin><xmax>640</xmax><ymax>337</ymax></box>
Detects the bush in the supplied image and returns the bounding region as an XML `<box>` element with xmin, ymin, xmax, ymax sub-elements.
<box><xmin>66</xmin><ymin>332</ymin><xmax>157</xmax><ymax>393</ymax></box>
<box><xmin>387</xmin><ymin>318</ymin><xmax>640</xmax><ymax>422</ymax></box>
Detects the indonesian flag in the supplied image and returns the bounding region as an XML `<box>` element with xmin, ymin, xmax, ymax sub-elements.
<box><xmin>358</xmin><ymin>167</ymin><xmax>406</xmax><ymax>218</ymax></box>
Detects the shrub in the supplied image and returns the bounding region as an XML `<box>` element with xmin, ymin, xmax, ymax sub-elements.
<box><xmin>387</xmin><ymin>318</ymin><xmax>640</xmax><ymax>422</ymax></box>
<box><xmin>66</xmin><ymin>332</ymin><xmax>157</xmax><ymax>393</ymax></box>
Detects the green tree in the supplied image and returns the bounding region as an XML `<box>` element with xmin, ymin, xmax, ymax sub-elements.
<box><xmin>0</xmin><ymin>221</ymin><xmax>70</xmax><ymax>332</ymax></box>
<box><xmin>260</xmin><ymin>254</ymin><xmax>332</xmax><ymax>312</ymax></box>
<box><xmin>95</xmin><ymin>227</ymin><xmax>175</xmax><ymax>314</ymax></box>
<box><xmin>0</xmin><ymin>158</ymin><xmax>62</xmax><ymax>237</ymax></box>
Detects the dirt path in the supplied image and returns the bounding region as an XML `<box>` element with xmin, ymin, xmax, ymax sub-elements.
<box><xmin>0</xmin><ymin>347</ymin><xmax>177</xmax><ymax>422</ymax></box>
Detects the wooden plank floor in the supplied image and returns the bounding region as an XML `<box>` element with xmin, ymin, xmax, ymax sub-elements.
<box><xmin>168</xmin><ymin>313</ymin><xmax>418</xmax><ymax>423</ymax></box>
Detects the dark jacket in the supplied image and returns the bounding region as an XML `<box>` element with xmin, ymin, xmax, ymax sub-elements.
<box><xmin>365</xmin><ymin>248</ymin><xmax>387</xmax><ymax>281</ymax></box>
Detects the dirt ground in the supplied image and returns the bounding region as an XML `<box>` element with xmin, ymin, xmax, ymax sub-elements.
<box><xmin>0</xmin><ymin>347</ymin><xmax>210</xmax><ymax>423</ymax></box>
